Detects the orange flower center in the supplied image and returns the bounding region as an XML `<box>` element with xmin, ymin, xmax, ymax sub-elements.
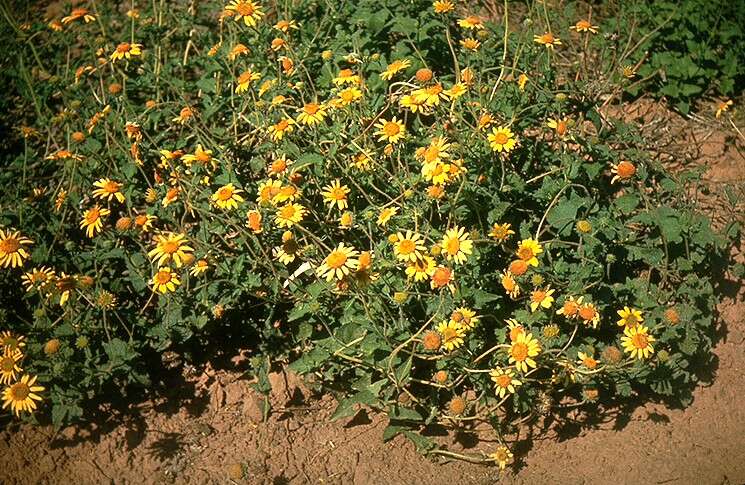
<box><xmin>326</xmin><ymin>251</ymin><xmax>348</xmax><ymax>269</ymax></box>
<box><xmin>383</xmin><ymin>122</ymin><xmax>401</xmax><ymax>137</ymax></box>
<box><xmin>493</xmin><ymin>132</ymin><xmax>509</xmax><ymax>145</ymax></box>
<box><xmin>511</xmin><ymin>342</ymin><xmax>528</xmax><ymax>361</ymax></box>
<box><xmin>275</xmin><ymin>120</ymin><xmax>289</xmax><ymax>131</ymax></box>
<box><xmin>576</xmin><ymin>20</ymin><xmax>591</xmax><ymax>30</ymax></box>
<box><xmin>556</xmin><ymin>121</ymin><xmax>567</xmax><ymax>136</ymax></box>
<box><xmin>540</xmin><ymin>33</ymin><xmax>555</xmax><ymax>44</ymax></box>
<box><xmin>235</xmin><ymin>2</ymin><xmax>255</xmax><ymax>16</ymax></box>
<box><xmin>280</xmin><ymin>205</ymin><xmax>297</xmax><ymax>218</ymax></box>
<box><xmin>617</xmin><ymin>161</ymin><xmax>636</xmax><ymax>178</ymax></box>
<box><xmin>583</xmin><ymin>357</ymin><xmax>598</xmax><ymax>369</ymax></box>
<box><xmin>579</xmin><ymin>305</ymin><xmax>596</xmax><ymax>321</ymax></box>
<box><xmin>238</xmin><ymin>71</ymin><xmax>254</xmax><ymax>84</ymax></box>
<box><xmin>451</xmin><ymin>311</ymin><xmax>463</xmax><ymax>322</ymax></box>
<box><xmin>397</xmin><ymin>239</ymin><xmax>415</xmax><ymax>255</ymax></box>
<box><xmin>502</xmin><ymin>274</ymin><xmax>516</xmax><ymax>291</ymax></box>
<box><xmin>496</xmin><ymin>375</ymin><xmax>511</xmax><ymax>388</ymax></box>
<box><xmin>340</xmin><ymin>90</ymin><xmax>356</xmax><ymax>102</ymax></box>
<box><xmin>338</xmin><ymin>69</ymin><xmax>353</xmax><ymax>78</ymax></box>
<box><xmin>625</xmin><ymin>314</ymin><xmax>639</xmax><ymax>327</ymax></box>
<box><xmin>631</xmin><ymin>333</ymin><xmax>649</xmax><ymax>350</ymax></box>
<box><xmin>85</xmin><ymin>209</ymin><xmax>100</xmax><ymax>224</ymax></box>
<box><xmin>247</xmin><ymin>212</ymin><xmax>261</xmax><ymax>230</ymax></box>
<box><xmin>217</xmin><ymin>187</ymin><xmax>234</xmax><ymax>201</ymax></box>
<box><xmin>161</xmin><ymin>241</ymin><xmax>179</xmax><ymax>254</ymax></box>
<box><xmin>445</xmin><ymin>237</ymin><xmax>460</xmax><ymax>254</ymax></box>
<box><xmin>116</xmin><ymin>43</ymin><xmax>131</xmax><ymax>53</ymax></box>
<box><xmin>1</xmin><ymin>356</ymin><xmax>15</xmax><ymax>371</ymax></box>
<box><xmin>431</xmin><ymin>267</ymin><xmax>452</xmax><ymax>287</ymax></box>
<box><xmin>103</xmin><ymin>180</ymin><xmax>120</xmax><ymax>193</ymax></box>
<box><xmin>155</xmin><ymin>271</ymin><xmax>172</xmax><ymax>284</ymax></box>
<box><xmin>0</xmin><ymin>237</ymin><xmax>20</xmax><ymax>253</ymax></box>
<box><xmin>330</xmin><ymin>187</ymin><xmax>347</xmax><ymax>200</ymax></box>
<box><xmin>517</xmin><ymin>247</ymin><xmax>534</xmax><ymax>261</ymax></box>
<box><xmin>562</xmin><ymin>301</ymin><xmax>579</xmax><ymax>316</ymax></box>
<box><xmin>10</xmin><ymin>382</ymin><xmax>29</xmax><ymax>400</ymax></box>
<box><xmin>531</xmin><ymin>290</ymin><xmax>546</xmax><ymax>304</ymax></box>
<box><xmin>424</xmin><ymin>146</ymin><xmax>441</xmax><ymax>163</ymax></box>
<box><xmin>509</xmin><ymin>260</ymin><xmax>528</xmax><ymax>276</ymax></box>
<box><xmin>441</xmin><ymin>327</ymin><xmax>457</xmax><ymax>343</ymax></box>
<box><xmin>509</xmin><ymin>327</ymin><xmax>523</xmax><ymax>342</ymax></box>
<box><xmin>304</xmin><ymin>103</ymin><xmax>320</xmax><ymax>115</ymax></box>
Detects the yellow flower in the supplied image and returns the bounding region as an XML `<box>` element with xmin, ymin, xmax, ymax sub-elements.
<box><xmin>0</xmin><ymin>229</ymin><xmax>33</xmax><ymax>268</ymax></box>
<box><xmin>296</xmin><ymin>102</ymin><xmax>328</xmax><ymax>126</ymax></box>
<box><xmin>334</xmin><ymin>86</ymin><xmax>363</xmax><ymax>106</ymax></box>
<box><xmin>228</xmin><ymin>43</ymin><xmax>250</xmax><ymax>61</ymax></box>
<box><xmin>416</xmin><ymin>136</ymin><xmax>451</xmax><ymax>165</ymax></box>
<box><xmin>80</xmin><ymin>206</ymin><xmax>110</xmax><ymax>238</ymax></box>
<box><xmin>211</xmin><ymin>183</ymin><xmax>244</xmax><ymax>210</ymax></box>
<box><xmin>380</xmin><ymin>59</ymin><xmax>411</xmax><ymax>81</ymax></box>
<box><xmin>405</xmin><ymin>255</ymin><xmax>436</xmax><ymax>282</ymax></box>
<box><xmin>375</xmin><ymin>117</ymin><xmax>406</xmax><ymax>144</ymax></box>
<box><xmin>272</xmin><ymin>184</ymin><xmax>301</xmax><ymax>204</ymax></box>
<box><xmin>151</xmin><ymin>267</ymin><xmax>181</xmax><ymax>294</ymax></box>
<box><xmin>444</xmin><ymin>82</ymin><xmax>467</xmax><ymax>99</ymax></box>
<box><xmin>332</xmin><ymin>68</ymin><xmax>360</xmax><ymax>86</ymax></box>
<box><xmin>617</xmin><ymin>306</ymin><xmax>644</xmax><ymax>328</ymax></box>
<box><xmin>0</xmin><ymin>349</ymin><xmax>23</xmax><ymax>385</ymax></box>
<box><xmin>399</xmin><ymin>94</ymin><xmax>429</xmax><ymax>113</ymax></box>
<box><xmin>246</xmin><ymin>210</ymin><xmax>263</xmax><ymax>233</ymax></box>
<box><xmin>110</xmin><ymin>42</ymin><xmax>142</xmax><ymax>62</ymax></box>
<box><xmin>533</xmin><ymin>32</ymin><xmax>561</xmax><ymax>48</ymax></box>
<box><xmin>316</xmin><ymin>243</ymin><xmax>359</xmax><ymax>282</ymax></box>
<box><xmin>556</xmin><ymin>295</ymin><xmax>583</xmax><ymax>318</ymax></box>
<box><xmin>2</xmin><ymin>374</ymin><xmax>44</xmax><ymax>416</ymax></box>
<box><xmin>610</xmin><ymin>160</ymin><xmax>637</xmax><ymax>184</ymax></box>
<box><xmin>267</xmin><ymin>157</ymin><xmax>292</xmax><ymax>177</ymax></box>
<box><xmin>256</xmin><ymin>179</ymin><xmax>283</xmax><ymax>205</ymax></box>
<box><xmin>570</xmin><ymin>19</ymin><xmax>599</xmax><ymax>34</ymax></box>
<box><xmin>440</xmin><ymin>227</ymin><xmax>473</xmax><ymax>264</ymax></box>
<box><xmin>621</xmin><ymin>325</ymin><xmax>655</xmax><ymax>360</ymax></box>
<box><xmin>321</xmin><ymin>179</ymin><xmax>351</xmax><ymax>210</ymax></box>
<box><xmin>578</xmin><ymin>302</ymin><xmax>601</xmax><ymax>328</ymax></box>
<box><xmin>432</xmin><ymin>0</ymin><xmax>454</xmax><ymax>14</ymax></box>
<box><xmin>500</xmin><ymin>271</ymin><xmax>520</xmax><ymax>298</ymax></box>
<box><xmin>172</xmin><ymin>106</ymin><xmax>196</xmax><ymax>124</ymax></box>
<box><xmin>134</xmin><ymin>214</ymin><xmax>157</xmax><ymax>232</ymax></box>
<box><xmin>20</xmin><ymin>266</ymin><xmax>54</xmax><ymax>293</ymax></box>
<box><xmin>489</xmin><ymin>445</ymin><xmax>514</xmax><ymax>470</ymax></box>
<box><xmin>189</xmin><ymin>259</ymin><xmax>210</xmax><ymax>276</ymax></box>
<box><xmin>450</xmin><ymin>307</ymin><xmax>479</xmax><ymax>330</ymax></box>
<box><xmin>61</xmin><ymin>7</ymin><xmax>96</xmax><ymax>24</ymax></box>
<box><xmin>412</xmin><ymin>84</ymin><xmax>448</xmax><ymax>106</ymax></box>
<box><xmin>148</xmin><ymin>233</ymin><xmax>194</xmax><ymax>267</ymax></box>
<box><xmin>1</xmin><ymin>331</ymin><xmax>26</xmax><ymax>353</ymax></box>
<box><xmin>235</xmin><ymin>69</ymin><xmax>261</xmax><ymax>93</ymax></box>
<box><xmin>274</xmin><ymin>19</ymin><xmax>299</xmax><ymax>33</ymax></box>
<box><xmin>225</xmin><ymin>0</ymin><xmax>265</xmax><ymax>27</ymax></box>
<box><xmin>490</xmin><ymin>368</ymin><xmax>522</xmax><ymax>398</ymax></box>
<box><xmin>92</xmin><ymin>178</ymin><xmax>125</xmax><ymax>203</ymax></box>
<box><xmin>547</xmin><ymin>117</ymin><xmax>570</xmax><ymax>138</ymax></box>
<box><xmin>460</xmin><ymin>38</ymin><xmax>481</xmax><ymax>51</ymax></box>
<box><xmin>489</xmin><ymin>223</ymin><xmax>515</xmax><ymax>243</ymax></box>
<box><xmin>430</xmin><ymin>265</ymin><xmax>455</xmax><ymax>291</ymax></box>
<box><xmin>393</xmin><ymin>231</ymin><xmax>426</xmax><ymax>262</ymax></box>
<box><xmin>509</xmin><ymin>332</ymin><xmax>541</xmax><ymax>373</ymax></box>
<box><xmin>268</xmin><ymin>118</ymin><xmax>296</xmax><ymax>141</ymax></box>
<box><xmin>458</xmin><ymin>15</ymin><xmax>484</xmax><ymax>30</ymax></box>
<box><xmin>516</xmin><ymin>238</ymin><xmax>542</xmax><ymax>267</ymax></box>
<box><xmin>274</xmin><ymin>232</ymin><xmax>299</xmax><ymax>265</ymax></box>
<box><xmin>275</xmin><ymin>203</ymin><xmax>307</xmax><ymax>228</ymax></box>
<box><xmin>577</xmin><ymin>351</ymin><xmax>598</xmax><ymax>369</ymax></box>
<box><xmin>488</xmin><ymin>126</ymin><xmax>518</xmax><ymax>153</ymax></box>
<box><xmin>436</xmin><ymin>320</ymin><xmax>465</xmax><ymax>351</ymax></box>
<box><xmin>517</xmin><ymin>73</ymin><xmax>529</xmax><ymax>91</ymax></box>
<box><xmin>716</xmin><ymin>99</ymin><xmax>733</xmax><ymax>119</ymax></box>
<box><xmin>530</xmin><ymin>287</ymin><xmax>555</xmax><ymax>312</ymax></box>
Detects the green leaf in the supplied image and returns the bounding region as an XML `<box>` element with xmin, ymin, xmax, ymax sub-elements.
<box><xmin>330</xmin><ymin>390</ymin><xmax>377</xmax><ymax>421</ymax></box>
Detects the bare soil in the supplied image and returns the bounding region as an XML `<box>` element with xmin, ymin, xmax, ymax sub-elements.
<box><xmin>2</xmin><ymin>102</ymin><xmax>744</xmax><ymax>485</ymax></box>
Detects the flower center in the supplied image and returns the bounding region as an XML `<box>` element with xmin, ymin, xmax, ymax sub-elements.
<box><xmin>432</xmin><ymin>267</ymin><xmax>452</xmax><ymax>286</ymax></box>
<box><xmin>235</xmin><ymin>2</ymin><xmax>255</xmax><ymax>16</ymax></box>
<box><xmin>583</xmin><ymin>357</ymin><xmax>597</xmax><ymax>369</ymax></box>
<box><xmin>625</xmin><ymin>314</ymin><xmax>639</xmax><ymax>326</ymax></box>
<box><xmin>196</xmin><ymin>151</ymin><xmax>211</xmax><ymax>162</ymax></box>
<box><xmin>104</xmin><ymin>180</ymin><xmax>120</xmax><ymax>193</ymax></box>
<box><xmin>217</xmin><ymin>187</ymin><xmax>234</xmax><ymax>201</ymax></box>
<box><xmin>398</xmin><ymin>239</ymin><xmax>415</xmax><ymax>254</ymax></box>
<box><xmin>280</xmin><ymin>205</ymin><xmax>297</xmax><ymax>218</ymax></box>
<box><xmin>502</xmin><ymin>274</ymin><xmax>516</xmax><ymax>291</ymax></box>
<box><xmin>579</xmin><ymin>306</ymin><xmax>597</xmax><ymax>321</ymax></box>
<box><xmin>631</xmin><ymin>333</ymin><xmax>649</xmax><ymax>349</ymax></box>
<box><xmin>531</xmin><ymin>291</ymin><xmax>546</xmax><ymax>303</ymax></box>
<box><xmin>383</xmin><ymin>122</ymin><xmax>401</xmax><ymax>136</ymax></box>
<box><xmin>326</xmin><ymin>251</ymin><xmax>348</xmax><ymax>269</ymax></box>
<box><xmin>338</xmin><ymin>69</ymin><xmax>353</xmax><ymax>78</ymax></box>
<box><xmin>1</xmin><ymin>357</ymin><xmax>15</xmax><ymax>371</ymax></box>
<box><xmin>85</xmin><ymin>208</ymin><xmax>100</xmax><ymax>223</ymax></box>
<box><xmin>517</xmin><ymin>247</ymin><xmax>534</xmax><ymax>261</ymax></box>
<box><xmin>511</xmin><ymin>342</ymin><xmax>528</xmax><ymax>361</ymax></box>
<box><xmin>445</xmin><ymin>238</ymin><xmax>460</xmax><ymax>254</ymax></box>
<box><xmin>10</xmin><ymin>382</ymin><xmax>29</xmax><ymax>400</ymax></box>
<box><xmin>556</xmin><ymin>121</ymin><xmax>567</xmax><ymax>136</ymax></box>
<box><xmin>493</xmin><ymin>132</ymin><xmax>509</xmax><ymax>145</ymax></box>
<box><xmin>304</xmin><ymin>103</ymin><xmax>320</xmax><ymax>115</ymax></box>
<box><xmin>496</xmin><ymin>375</ymin><xmax>511</xmax><ymax>388</ymax></box>
<box><xmin>116</xmin><ymin>43</ymin><xmax>131</xmax><ymax>53</ymax></box>
<box><xmin>562</xmin><ymin>301</ymin><xmax>578</xmax><ymax>316</ymax></box>
<box><xmin>577</xmin><ymin>20</ymin><xmax>591</xmax><ymax>30</ymax></box>
<box><xmin>275</xmin><ymin>120</ymin><xmax>289</xmax><ymax>131</ymax></box>
<box><xmin>0</xmin><ymin>237</ymin><xmax>20</xmax><ymax>253</ymax></box>
<box><xmin>155</xmin><ymin>271</ymin><xmax>172</xmax><ymax>284</ymax></box>
<box><xmin>330</xmin><ymin>188</ymin><xmax>346</xmax><ymax>200</ymax></box>
<box><xmin>618</xmin><ymin>161</ymin><xmax>636</xmax><ymax>178</ymax></box>
<box><xmin>442</xmin><ymin>327</ymin><xmax>457</xmax><ymax>342</ymax></box>
<box><xmin>541</xmin><ymin>33</ymin><xmax>555</xmax><ymax>43</ymax></box>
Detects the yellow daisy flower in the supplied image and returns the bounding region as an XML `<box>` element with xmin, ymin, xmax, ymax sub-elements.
<box><xmin>275</xmin><ymin>203</ymin><xmax>307</xmax><ymax>228</ymax></box>
<box><xmin>247</xmin><ymin>210</ymin><xmax>263</xmax><ymax>233</ymax></box>
<box><xmin>399</xmin><ymin>94</ymin><xmax>429</xmax><ymax>113</ymax></box>
<box><xmin>490</xmin><ymin>445</ymin><xmax>514</xmax><ymax>470</ymax></box>
<box><xmin>610</xmin><ymin>161</ymin><xmax>637</xmax><ymax>184</ymax></box>
<box><xmin>547</xmin><ymin>117</ymin><xmax>570</xmax><ymax>138</ymax></box>
<box><xmin>436</xmin><ymin>320</ymin><xmax>465</xmax><ymax>351</ymax></box>
<box><xmin>430</xmin><ymin>265</ymin><xmax>455</xmax><ymax>291</ymax></box>
<box><xmin>317</xmin><ymin>243</ymin><xmax>360</xmax><ymax>282</ymax></box>
<box><xmin>225</xmin><ymin>0</ymin><xmax>265</xmax><ymax>27</ymax></box>
<box><xmin>433</xmin><ymin>1</ymin><xmax>455</xmax><ymax>14</ymax></box>
<box><xmin>110</xmin><ymin>42</ymin><xmax>142</xmax><ymax>62</ymax></box>
<box><xmin>556</xmin><ymin>295</ymin><xmax>583</xmax><ymax>319</ymax></box>
<box><xmin>0</xmin><ymin>349</ymin><xmax>23</xmax><ymax>385</ymax></box>
<box><xmin>332</xmin><ymin>68</ymin><xmax>360</xmax><ymax>86</ymax></box>
<box><xmin>268</xmin><ymin>119</ymin><xmax>295</xmax><ymax>142</ymax></box>
<box><xmin>489</xmin><ymin>223</ymin><xmax>515</xmax><ymax>243</ymax></box>
<box><xmin>1</xmin><ymin>332</ymin><xmax>26</xmax><ymax>353</ymax></box>
<box><xmin>577</xmin><ymin>351</ymin><xmax>598</xmax><ymax>369</ymax></box>
<box><xmin>440</xmin><ymin>226</ymin><xmax>473</xmax><ymax>264</ymax></box>
<box><xmin>92</xmin><ymin>178</ymin><xmax>125</xmax><ymax>203</ymax></box>
<box><xmin>380</xmin><ymin>59</ymin><xmax>411</xmax><ymax>81</ymax></box>
<box><xmin>189</xmin><ymin>259</ymin><xmax>210</xmax><ymax>276</ymax></box>
<box><xmin>151</xmin><ymin>267</ymin><xmax>181</xmax><ymax>294</ymax></box>
<box><xmin>274</xmin><ymin>232</ymin><xmax>299</xmax><ymax>265</ymax></box>
<box><xmin>321</xmin><ymin>179</ymin><xmax>351</xmax><ymax>210</ymax></box>
<box><xmin>443</xmin><ymin>82</ymin><xmax>467</xmax><ymax>99</ymax></box>
<box><xmin>533</xmin><ymin>32</ymin><xmax>562</xmax><ymax>48</ymax></box>
<box><xmin>458</xmin><ymin>15</ymin><xmax>484</xmax><ymax>30</ymax></box>
<box><xmin>412</xmin><ymin>84</ymin><xmax>449</xmax><ymax>106</ymax></box>
<box><xmin>617</xmin><ymin>306</ymin><xmax>644</xmax><ymax>328</ymax></box>
<box><xmin>377</xmin><ymin>206</ymin><xmax>399</xmax><ymax>226</ymax></box>
<box><xmin>296</xmin><ymin>102</ymin><xmax>328</xmax><ymax>126</ymax></box>
<box><xmin>578</xmin><ymin>302</ymin><xmax>601</xmax><ymax>328</ymax></box>
<box><xmin>488</xmin><ymin>126</ymin><xmax>518</xmax><ymax>153</ymax></box>
<box><xmin>133</xmin><ymin>214</ymin><xmax>157</xmax><ymax>232</ymax></box>
<box><xmin>80</xmin><ymin>206</ymin><xmax>110</xmax><ymax>238</ymax></box>
<box><xmin>405</xmin><ymin>255</ymin><xmax>436</xmax><ymax>282</ymax></box>
<box><xmin>61</xmin><ymin>7</ymin><xmax>96</xmax><ymax>24</ymax></box>
<box><xmin>570</xmin><ymin>19</ymin><xmax>599</xmax><ymax>34</ymax></box>
<box><xmin>2</xmin><ymin>374</ymin><xmax>44</xmax><ymax>416</ymax></box>
<box><xmin>490</xmin><ymin>368</ymin><xmax>522</xmax><ymax>398</ymax></box>
<box><xmin>716</xmin><ymin>99</ymin><xmax>733</xmax><ymax>119</ymax></box>
<box><xmin>509</xmin><ymin>332</ymin><xmax>541</xmax><ymax>373</ymax></box>
<box><xmin>375</xmin><ymin>117</ymin><xmax>406</xmax><ymax>144</ymax></box>
<box><xmin>621</xmin><ymin>325</ymin><xmax>655</xmax><ymax>360</ymax></box>
<box><xmin>235</xmin><ymin>69</ymin><xmax>261</xmax><ymax>93</ymax></box>
<box><xmin>211</xmin><ymin>183</ymin><xmax>244</xmax><ymax>210</ymax></box>
<box><xmin>530</xmin><ymin>287</ymin><xmax>555</xmax><ymax>312</ymax></box>
<box><xmin>181</xmin><ymin>144</ymin><xmax>215</xmax><ymax>169</ymax></box>
<box><xmin>500</xmin><ymin>271</ymin><xmax>521</xmax><ymax>298</ymax></box>
<box><xmin>256</xmin><ymin>179</ymin><xmax>283</xmax><ymax>205</ymax></box>
<box><xmin>393</xmin><ymin>231</ymin><xmax>426</xmax><ymax>263</ymax></box>
<box><xmin>334</xmin><ymin>86</ymin><xmax>363</xmax><ymax>106</ymax></box>
<box><xmin>0</xmin><ymin>229</ymin><xmax>33</xmax><ymax>268</ymax></box>
<box><xmin>148</xmin><ymin>233</ymin><xmax>194</xmax><ymax>267</ymax></box>
<box><xmin>460</xmin><ymin>38</ymin><xmax>481</xmax><ymax>51</ymax></box>
<box><xmin>450</xmin><ymin>307</ymin><xmax>479</xmax><ymax>330</ymax></box>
